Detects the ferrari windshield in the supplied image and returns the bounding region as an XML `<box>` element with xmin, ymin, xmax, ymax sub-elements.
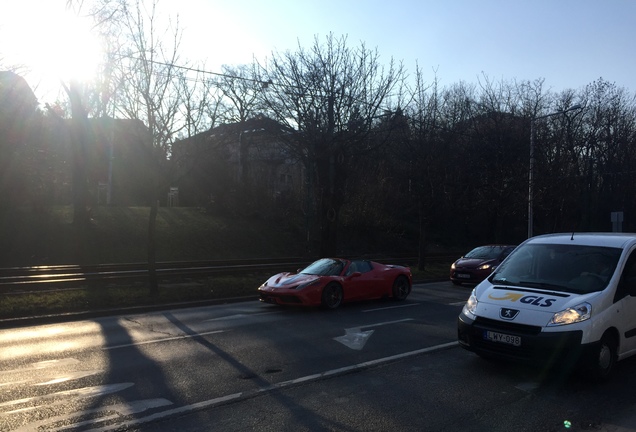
<box><xmin>301</xmin><ymin>258</ymin><xmax>345</xmax><ymax>276</ymax></box>
<box><xmin>490</xmin><ymin>243</ymin><xmax>622</xmax><ymax>294</ymax></box>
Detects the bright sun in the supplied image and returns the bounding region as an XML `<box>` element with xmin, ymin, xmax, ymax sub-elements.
<box><xmin>2</xmin><ymin>1</ymin><xmax>104</xmax><ymax>99</ymax></box>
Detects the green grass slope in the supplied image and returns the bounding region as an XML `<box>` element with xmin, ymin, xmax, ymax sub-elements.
<box><xmin>0</xmin><ymin>206</ymin><xmax>452</xmax><ymax>323</ymax></box>
<box><xmin>0</xmin><ymin>206</ymin><xmax>306</xmax><ymax>266</ymax></box>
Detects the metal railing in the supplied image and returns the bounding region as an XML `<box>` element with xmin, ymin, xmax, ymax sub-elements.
<box><xmin>0</xmin><ymin>254</ymin><xmax>456</xmax><ymax>294</ymax></box>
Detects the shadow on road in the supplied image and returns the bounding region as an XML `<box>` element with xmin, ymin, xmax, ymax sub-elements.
<box><xmin>156</xmin><ymin>309</ymin><xmax>361</xmax><ymax>432</ymax></box>
<box><xmin>84</xmin><ymin>316</ymin><xmax>178</xmax><ymax>427</ymax></box>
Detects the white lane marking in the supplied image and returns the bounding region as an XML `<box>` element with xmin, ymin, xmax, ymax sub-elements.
<box><xmin>31</xmin><ymin>358</ymin><xmax>81</xmax><ymax>369</ymax></box>
<box><xmin>103</xmin><ymin>329</ymin><xmax>226</xmax><ymax>350</ymax></box>
<box><xmin>203</xmin><ymin>311</ymin><xmax>278</xmax><ymax>322</ymax></box>
<box><xmin>450</xmin><ymin>301</ymin><xmax>466</xmax><ymax>306</ymax></box>
<box><xmin>0</xmin><ymin>378</ymin><xmax>30</xmax><ymax>388</ymax></box>
<box><xmin>83</xmin><ymin>341</ymin><xmax>459</xmax><ymax>432</ymax></box>
<box><xmin>204</xmin><ymin>314</ymin><xmax>248</xmax><ymax>321</ymax></box>
<box><xmin>334</xmin><ymin>318</ymin><xmax>414</xmax><ymax>350</ymax></box>
<box><xmin>516</xmin><ymin>382</ymin><xmax>540</xmax><ymax>392</ymax></box>
<box><xmin>362</xmin><ymin>303</ymin><xmax>420</xmax><ymax>312</ymax></box>
<box><xmin>14</xmin><ymin>398</ymin><xmax>172</xmax><ymax>432</ymax></box>
<box><xmin>0</xmin><ymin>383</ymin><xmax>133</xmax><ymax>409</ymax></box>
<box><xmin>1</xmin><ymin>359</ymin><xmax>92</xmax><ymax>388</ymax></box>
<box><xmin>35</xmin><ymin>370</ymin><xmax>103</xmax><ymax>386</ymax></box>
<box><xmin>0</xmin><ymin>358</ymin><xmax>81</xmax><ymax>376</ymax></box>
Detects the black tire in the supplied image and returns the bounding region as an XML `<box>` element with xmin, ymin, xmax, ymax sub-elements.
<box><xmin>321</xmin><ymin>283</ymin><xmax>343</xmax><ymax>309</ymax></box>
<box><xmin>591</xmin><ymin>332</ymin><xmax>618</xmax><ymax>380</ymax></box>
<box><xmin>392</xmin><ymin>275</ymin><xmax>411</xmax><ymax>301</ymax></box>
<box><xmin>451</xmin><ymin>280</ymin><xmax>463</xmax><ymax>286</ymax></box>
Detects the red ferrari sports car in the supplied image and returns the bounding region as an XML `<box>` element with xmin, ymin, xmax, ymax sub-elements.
<box><xmin>258</xmin><ymin>258</ymin><xmax>412</xmax><ymax>309</ymax></box>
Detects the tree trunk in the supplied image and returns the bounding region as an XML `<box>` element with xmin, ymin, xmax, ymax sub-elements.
<box><xmin>319</xmin><ymin>198</ymin><xmax>338</xmax><ymax>257</ymax></box>
<box><xmin>68</xmin><ymin>81</ymin><xmax>91</xmax><ymax>227</ymax></box>
<box><xmin>417</xmin><ymin>199</ymin><xmax>427</xmax><ymax>271</ymax></box>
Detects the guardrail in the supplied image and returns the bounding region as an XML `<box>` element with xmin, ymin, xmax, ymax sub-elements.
<box><xmin>0</xmin><ymin>254</ymin><xmax>457</xmax><ymax>294</ymax></box>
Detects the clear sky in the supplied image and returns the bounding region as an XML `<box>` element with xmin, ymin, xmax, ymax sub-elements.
<box><xmin>2</xmin><ymin>0</ymin><xmax>635</xmax><ymax>102</ymax></box>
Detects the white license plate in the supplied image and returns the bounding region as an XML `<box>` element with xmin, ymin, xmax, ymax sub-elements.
<box><xmin>457</xmin><ymin>274</ymin><xmax>470</xmax><ymax>279</ymax></box>
<box><xmin>485</xmin><ymin>331</ymin><xmax>521</xmax><ymax>346</ymax></box>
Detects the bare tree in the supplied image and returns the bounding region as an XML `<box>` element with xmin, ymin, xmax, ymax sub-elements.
<box><xmin>56</xmin><ymin>1</ymin><xmax>101</xmax><ymax>226</ymax></box>
<box><xmin>62</xmin><ymin>80</ymin><xmax>93</xmax><ymax>226</ymax></box>
<box><xmin>397</xmin><ymin>68</ymin><xmax>445</xmax><ymax>268</ymax></box>
<box><xmin>209</xmin><ymin>63</ymin><xmax>272</xmax><ymax>192</ymax></box>
<box><xmin>88</xmin><ymin>0</ymin><xmax>187</xmax><ymax>293</ymax></box>
<box><xmin>176</xmin><ymin>66</ymin><xmax>218</xmax><ymax>138</ymax></box>
<box><xmin>470</xmin><ymin>76</ymin><xmax>528</xmax><ymax>240</ymax></box>
<box><xmin>555</xmin><ymin>79</ymin><xmax>636</xmax><ymax>231</ymax></box>
<box><xmin>215</xmin><ymin>63</ymin><xmax>267</xmax><ymax>124</ymax></box>
<box><xmin>257</xmin><ymin>34</ymin><xmax>405</xmax><ymax>256</ymax></box>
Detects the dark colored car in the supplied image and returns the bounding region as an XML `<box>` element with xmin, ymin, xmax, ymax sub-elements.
<box><xmin>258</xmin><ymin>257</ymin><xmax>412</xmax><ymax>309</ymax></box>
<box><xmin>450</xmin><ymin>245</ymin><xmax>516</xmax><ymax>285</ymax></box>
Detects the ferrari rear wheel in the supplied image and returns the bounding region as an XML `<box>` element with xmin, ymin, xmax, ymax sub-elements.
<box><xmin>392</xmin><ymin>276</ymin><xmax>411</xmax><ymax>301</ymax></box>
<box><xmin>321</xmin><ymin>283</ymin><xmax>343</xmax><ymax>309</ymax></box>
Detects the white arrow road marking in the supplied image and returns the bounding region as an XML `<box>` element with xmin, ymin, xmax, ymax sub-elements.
<box><xmin>103</xmin><ymin>329</ymin><xmax>226</xmax><ymax>350</ymax></box>
<box><xmin>334</xmin><ymin>319</ymin><xmax>414</xmax><ymax>350</ymax></box>
<box><xmin>14</xmin><ymin>398</ymin><xmax>173</xmax><ymax>432</ymax></box>
<box><xmin>334</xmin><ymin>329</ymin><xmax>375</xmax><ymax>350</ymax></box>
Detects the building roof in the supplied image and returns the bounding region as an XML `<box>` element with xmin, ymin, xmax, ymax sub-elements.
<box><xmin>0</xmin><ymin>71</ymin><xmax>38</xmax><ymax>116</ymax></box>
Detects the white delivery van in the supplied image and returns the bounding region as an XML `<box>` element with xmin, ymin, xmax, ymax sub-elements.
<box><xmin>457</xmin><ymin>232</ymin><xmax>636</xmax><ymax>379</ymax></box>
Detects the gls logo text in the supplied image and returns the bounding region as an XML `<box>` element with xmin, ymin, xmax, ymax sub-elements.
<box><xmin>488</xmin><ymin>292</ymin><xmax>556</xmax><ymax>308</ymax></box>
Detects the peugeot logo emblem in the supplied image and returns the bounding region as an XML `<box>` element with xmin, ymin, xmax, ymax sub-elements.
<box><xmin>500</xmin><ymin>308</ymin><xmax>519</xmax><ymax>320</ymax></box>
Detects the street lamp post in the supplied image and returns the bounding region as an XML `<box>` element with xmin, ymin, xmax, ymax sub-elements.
<box><xmin>528</xmin><ymin>104</ymin><xmax>582</xmax><ymax>238</ymax></box>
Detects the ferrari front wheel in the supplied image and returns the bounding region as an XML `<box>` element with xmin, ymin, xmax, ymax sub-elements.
<box><xmin>321</xmin><ymin>283</ymin><xmax>343</xmax><ymax>309</ymax></box>
<box><xmin>392</xmin><ymin>276</ymin><xmax>411</xmax><ymax>301</ymax></box>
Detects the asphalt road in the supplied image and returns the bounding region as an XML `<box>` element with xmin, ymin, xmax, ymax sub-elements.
<box><xmin>3</xmin><ymin>282</ymin><xmax>636</xmax><ymax>431</ymax></box>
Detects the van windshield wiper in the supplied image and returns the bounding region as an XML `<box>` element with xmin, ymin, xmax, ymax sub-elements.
<box><xmin>517</xmin><ymin>280</ymin><xmax>568</xmax><ymax>291</ymax></box>
<box><xmin>491</xmin><ymin>278</ymin><xmax>513</xmax><ymax>286</ymax></box>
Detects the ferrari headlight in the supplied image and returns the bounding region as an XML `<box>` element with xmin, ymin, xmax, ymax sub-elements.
<box><xmin>296</xmin><ymin>279</ymin><xmax>321</xmax><ymax>290</ymax></box>
<box><xmin>547</xmin><ymin>302</ymin><xmax>592</xmax><ymax>326</ymax></box>
<box><xmin>462</xmin><ymin>289</ymin><xmax>478</xmax><ymax>317</ymax></box>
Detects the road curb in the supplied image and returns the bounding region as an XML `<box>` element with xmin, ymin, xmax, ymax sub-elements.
<box><xmin>0</xmin><ymin>295</ymin><xmax>256</xmax><ymax>329</ymax></box>
<box><xmin>0</xmin><ymin>279</ymin><xmax>450</xmax><ymax>329</ymax></box>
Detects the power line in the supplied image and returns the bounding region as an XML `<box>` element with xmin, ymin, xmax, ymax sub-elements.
<box><xmin>116</xmin><ymin>54</ymin><xmax>403</xmax><ymax>113</ymax></box>
<box><xmin>118</xmin><ymin>54</ymin><xmax>273</xmax><ymax>87</ymax></box>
